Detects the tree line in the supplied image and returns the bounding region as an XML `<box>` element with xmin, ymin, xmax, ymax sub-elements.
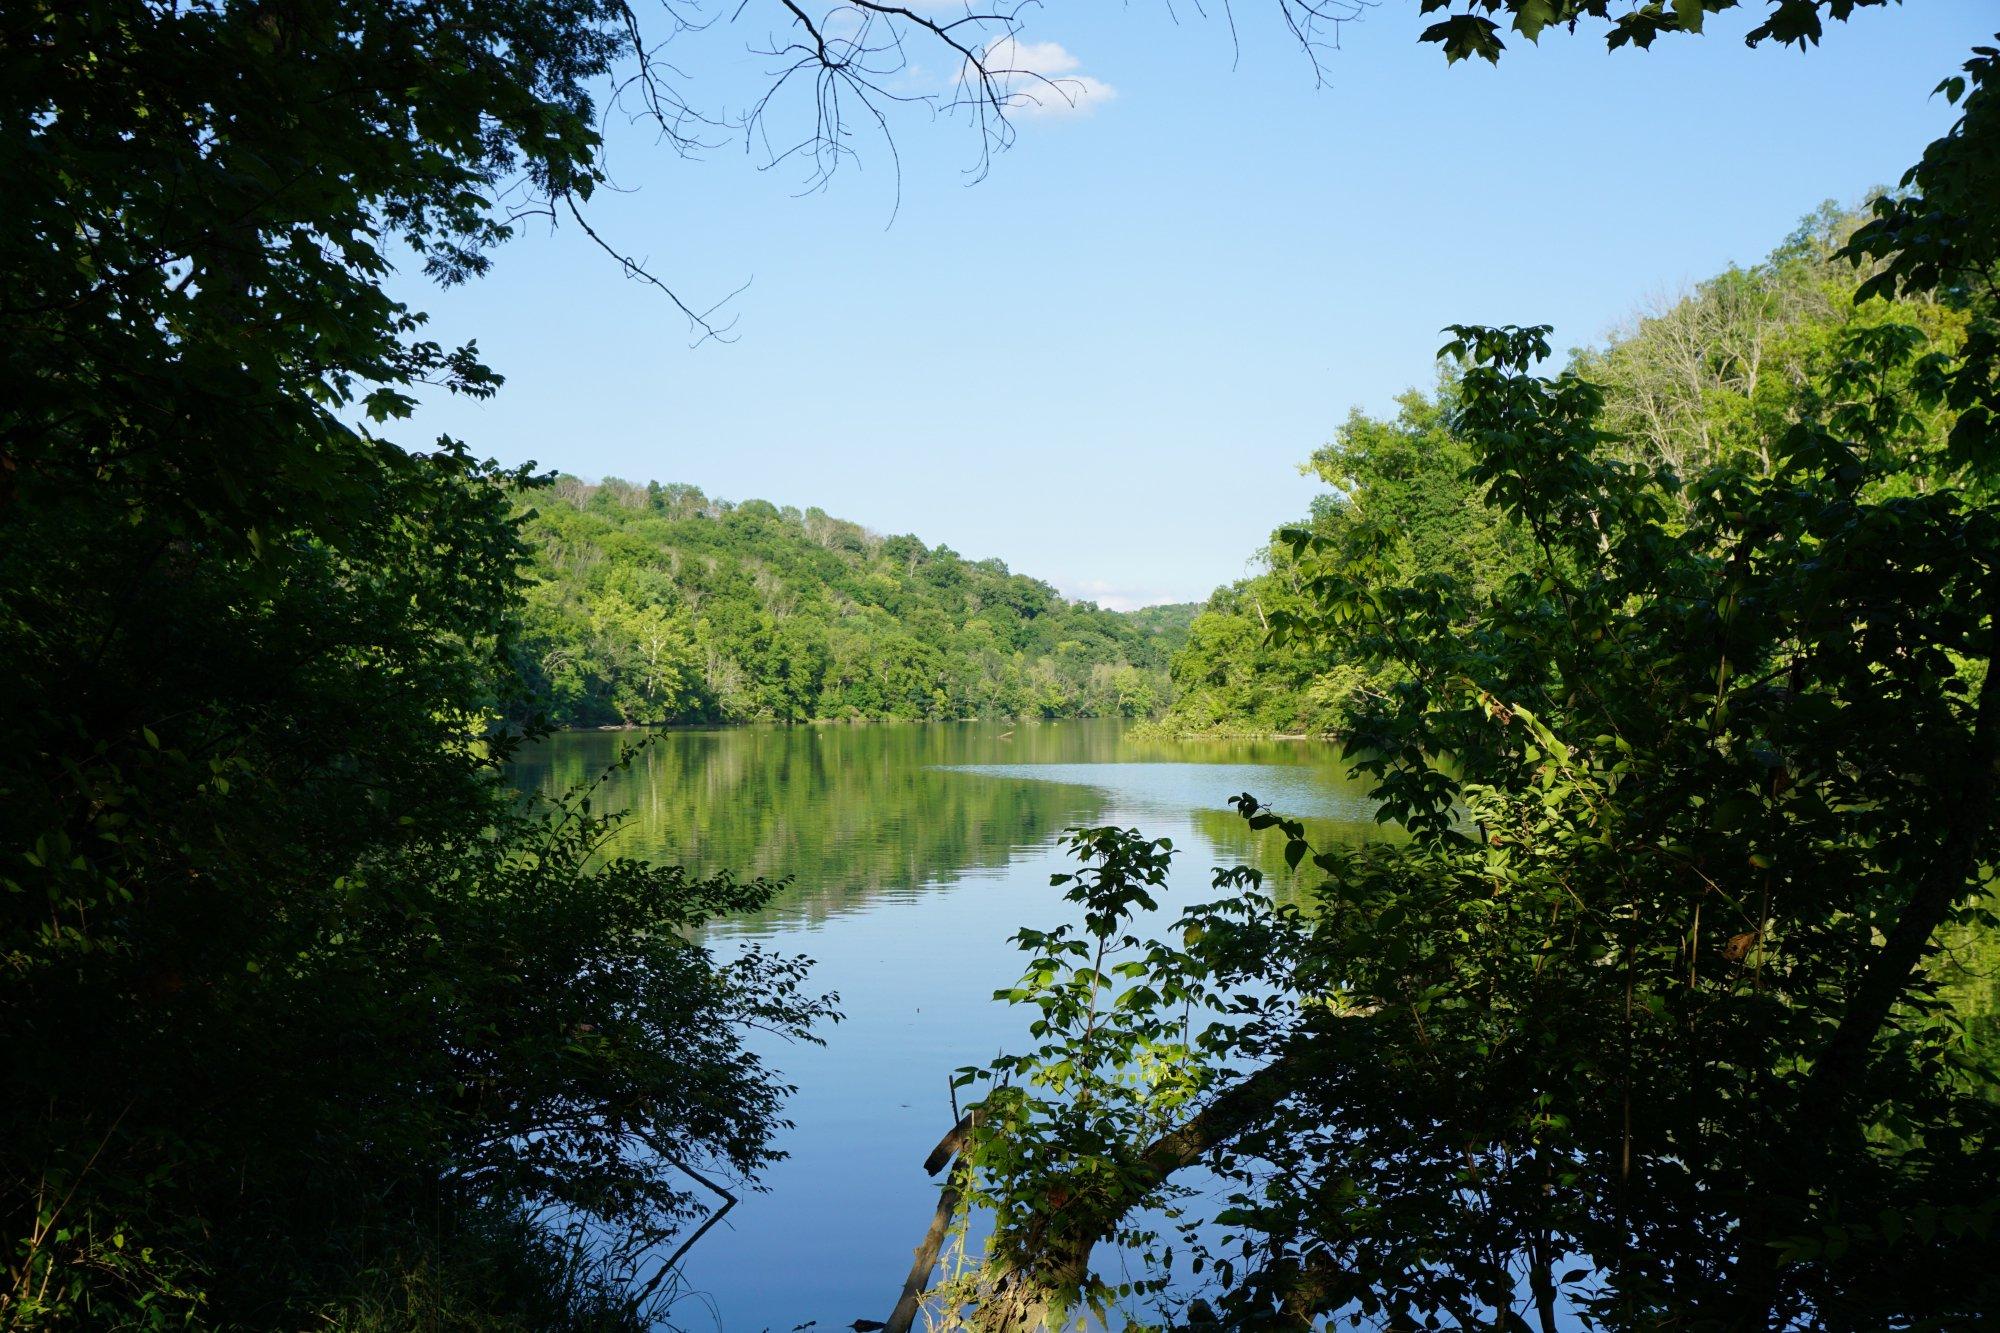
<box><xmin>511</xmin><ymin>477</ymin><xmax>1195</xmax><ymax>727</ymax></box>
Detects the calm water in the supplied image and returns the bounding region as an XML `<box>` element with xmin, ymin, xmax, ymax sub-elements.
<box><xmin>508</xmin><ymin>721</ymin><xmax>2000</xmax><ymax>1330</ymax></box>
<box><xmin>507</xmin><ymin>719</ymin><xmax>1383</xmax><ymax>1332</ymax></box>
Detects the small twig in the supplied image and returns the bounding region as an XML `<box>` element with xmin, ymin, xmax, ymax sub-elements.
<box><xmin>630</xmin><ymin>1157</ymin><xmax>741</xmax><ymax>1307</ymax></box>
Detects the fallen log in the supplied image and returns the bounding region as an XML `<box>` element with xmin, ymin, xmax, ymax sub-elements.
<box><xmin>886</xmin><ymin>1112</ymin><xmax>977</xmax><ymax>1333</ymax></box>
<box><xmin>880</xmin><ymin>1027</ymin><xmax>1352</xmax><ymax>1332</ymax></box>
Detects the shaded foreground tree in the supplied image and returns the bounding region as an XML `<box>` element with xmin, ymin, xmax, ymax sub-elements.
<box><xmin>892</xmin><ymin>34</ymin><xmax>2000</xmax><ymax>1333</ymax></box>
<box><xmin>0</xmin><ymin>0</ymin><xmax>1079</xmax><ymax>1323</ymax></box>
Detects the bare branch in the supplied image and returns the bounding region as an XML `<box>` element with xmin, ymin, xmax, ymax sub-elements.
<box><xmin>549</xmin><ymin>1</ymin><xmax>1377</xmax><ymax>330</ymax></box>
<box><xmin>561</xmin><ymin>193</ymin><xmax>746</xmax><ymax>344</ymax></box>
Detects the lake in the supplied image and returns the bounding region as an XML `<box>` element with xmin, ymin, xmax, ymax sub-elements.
<box><xmin>507</xmin><ymin>719</ymin><xmax>1384</xmax><ymax>1332</ymax></box>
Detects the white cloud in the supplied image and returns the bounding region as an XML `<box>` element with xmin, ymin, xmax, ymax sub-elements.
<box><xmin>1057</xmin><ymin>579</ymin><xmax>1185</xmax><ymax>613</ymax></box>
<box><xmin>977</xmin><ymin>35</ymin><xmax>1115</xmax><ymax>117</ymax></box>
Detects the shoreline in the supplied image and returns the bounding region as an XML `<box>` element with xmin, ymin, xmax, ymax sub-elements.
<box><xmin>541</xmin><ymin>716</ymin><xmax>1341</xmax><ymax>743</ymax></box>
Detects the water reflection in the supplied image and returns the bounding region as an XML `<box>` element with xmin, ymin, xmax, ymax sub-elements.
<box><xmin>507</xmin><ymin>720</ymin><xmax>1383</xmax><ymax>935</ymax></box>
<box><xmin>504</xmin><ymin>720</ymin><xmax>1379</xmax><ymax>1330</ymax></box>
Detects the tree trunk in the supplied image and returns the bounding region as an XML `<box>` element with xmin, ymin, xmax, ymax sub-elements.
<box><xmin>885</xmin><ymin>1031</ymin><xmax>1348</xmax><ymax>1331</ymax></box>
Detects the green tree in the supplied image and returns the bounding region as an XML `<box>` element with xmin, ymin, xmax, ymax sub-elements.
<box><xmin>900</xmin><ymin>39</ymin><xmax>2000</xmax><ymax>1332</ymax></box>
<box><xmin>1163</xmin><ymin>387</ymin><xmax>1533</xmax><ymax>737</ymax></box>
<box><xmin>1579</xmin><ymin>206</ymin><xmax>1968</xmax><ymax>484</ymax></box>
<box><xmin>1164</xmin><ymin>209</ymin><xmax>1972</xmax><ymax>742</ymax></box>
<box><xmin>600</xmin><ymin>598</ymin><xmax>701</xmax><ymax>719</ymax></box>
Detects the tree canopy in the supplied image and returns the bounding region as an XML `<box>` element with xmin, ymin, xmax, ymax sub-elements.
<box><xmin>510</xmin><ymin>478</ymin><xmax>1187</xmax><ymax>727</ymax></box>
<box><xmin>1160</xmin><ymin>204</ymin><xmax>1970</xmax><ymax>740</ymax></box>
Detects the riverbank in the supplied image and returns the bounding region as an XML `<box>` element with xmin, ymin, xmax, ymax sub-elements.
<box><xmin>1126</xmin><ymin>717</ymin><xmax>1337</xmax><ymax>744</ymax></box>
<box><xmin>560</xmin><ymin>712</ymin><xmax>1163</xmax><ymax>735</ymax></box>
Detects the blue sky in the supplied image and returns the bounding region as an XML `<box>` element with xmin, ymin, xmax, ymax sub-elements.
<box><xmin>396</xmin><ymin>1</ymin><xmax>1997</xmax><ymax>610</ymax></box>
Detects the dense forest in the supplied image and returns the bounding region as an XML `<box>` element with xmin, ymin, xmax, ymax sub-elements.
<box><xmin>511</xmin><ymin>479</ymin><xmax>1192</xmax><ymax>726</ymax></box>
<box><xmin>1160</xmin><ymin>203</ymin><xmax>1967</xmax><ymax>738</ymax></box>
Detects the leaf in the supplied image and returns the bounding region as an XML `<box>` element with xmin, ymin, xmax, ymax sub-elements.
<box><xmin>1420</xmin><ymin>14</ymin><xmax>1506</xmax><ymax>64</ymax></box>
<box><xmin>1511</xmin><ymin>0</ymin><xmax>1557</xmax><ymax>41</ymax></box>
<box><xmin>363</xmin><ymin>387</ymin><xmax>418</xmax><ymax>422</ymax></box>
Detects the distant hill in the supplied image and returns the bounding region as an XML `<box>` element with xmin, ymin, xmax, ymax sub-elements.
<box><xmin>511</xmin><ymin>478</ymin><xmax>1192</xmax><ymax>727</ymax></box>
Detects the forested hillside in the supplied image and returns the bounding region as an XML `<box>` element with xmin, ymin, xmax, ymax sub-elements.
<box><xmin>512</xmin><ymin>479</ymin><xmax>1186</xmax><ymax>726</ymax></box>
<box><xmin>1161</xmin><ymin>203</ymin><xmax>1966</xmax><ymax>736</ymax></box>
